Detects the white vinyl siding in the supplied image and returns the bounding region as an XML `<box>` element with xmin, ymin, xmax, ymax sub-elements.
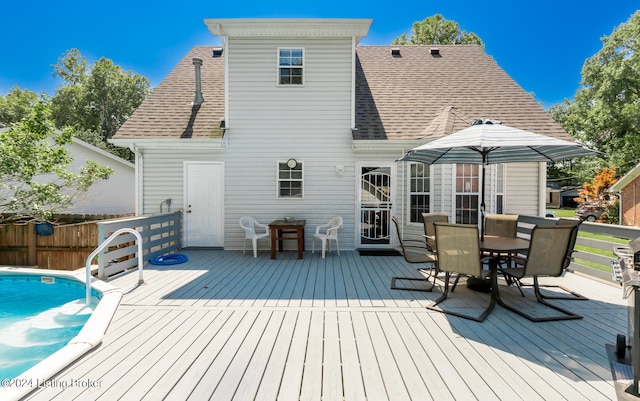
<box><xmin>504</xmin><ymin>162</ymin><xmax>542</xmax><ymax>215</ymax></box>
<box><xmin>56</xmin><ymin>140</ymin><xmax>135</xmax><ymax>215</ymax></box>
<box><xmin>137</xmin><ymin>37</ymin><xmax>360</xmax><ymax>251</ymax></box>
<box><xmin>227</xmin><ymin>37</ymin><xmax>353</xmax><ymax>129</ymax></box>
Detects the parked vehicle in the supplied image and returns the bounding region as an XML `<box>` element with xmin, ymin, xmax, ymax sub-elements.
<box><xmin>575</xmin><ymin>205</ymin><xmax>606</xmax><ymax>221</ymax></box>
<box><xmin>546</xmin><ymin>210</ymin><xmax>557</xmax><ymax>218</ymax></box>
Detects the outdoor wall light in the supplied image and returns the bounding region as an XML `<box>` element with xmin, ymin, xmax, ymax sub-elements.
<box><xmin>336</xmin><ymin>165</ymin><xmax>344</xmax><ymax>175</ymax></box>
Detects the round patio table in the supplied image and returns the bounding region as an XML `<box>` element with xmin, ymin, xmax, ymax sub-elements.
<box><xmin>469</xmin><ymin>235</ymin><xmax>530</xmax><ymax>292</ymax></box>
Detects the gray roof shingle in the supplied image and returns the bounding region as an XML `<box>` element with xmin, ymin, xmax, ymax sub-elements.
<box><xmin>115</xmin><ymin>46</ymin><xmax>225</xmax><ymax>140</ymax></box>
<box><xmin>354</xmin><ymin>45</ymin><xmax>570</xmax><ymax>141</ymax></box>
<box><xmin>114</xmin><ymin>44</ymin><xmax>569</xmax><ymax>142</ymax></box>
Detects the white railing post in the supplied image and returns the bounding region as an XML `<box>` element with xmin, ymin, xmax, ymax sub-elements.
<box><xmin>85</xmin><ymin>228</ymin><xmax>144</xmax><ymax>304</ymax></box>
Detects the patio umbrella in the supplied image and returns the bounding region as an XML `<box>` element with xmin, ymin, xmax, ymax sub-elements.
<box><xmin>397</xmin><ymin>120</ymin><xmax>600</xmax><ymax>238</ymax></box>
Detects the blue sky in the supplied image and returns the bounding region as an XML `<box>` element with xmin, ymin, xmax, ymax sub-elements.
<box><xmin>0</xmin><ymin>1</ymin><xmax>636</xmax><ymax>107</ymax></box>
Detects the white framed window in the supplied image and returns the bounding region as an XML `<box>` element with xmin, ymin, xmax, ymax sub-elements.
<box><xmin>455</xmin><ymin>164</ymin><xmax>480</xmax><ymax>225</ymax></box>
<box><xmin>278</xmin><ymin>48</ymin><xmax>304</xmax><ymax>85</ymax></box>
<box><xmin>409</xmin><ymin>163</ymin><xmax>431</xmax><ymax>223</ymax></box>
<box><xmin>495</xmin><ymin>164</ymin><xmax>505</xmax><ymax>214</ymax></box>
<box><xmin>277</xmin><ymin>160</ymin><xmax>303</xmax><ymax>198</ymax></box>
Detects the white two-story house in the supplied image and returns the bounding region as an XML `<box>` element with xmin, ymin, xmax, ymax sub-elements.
<box><xmin>111</xmin><ymin>18</ymin><xmax>571</xmax><ymax>252</ymax></box>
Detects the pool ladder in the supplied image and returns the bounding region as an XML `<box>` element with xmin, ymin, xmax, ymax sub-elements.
<box><xmin>85</xmin><ymin>228</ymin><xmax>144</xmax><ymax>304</ymax></box>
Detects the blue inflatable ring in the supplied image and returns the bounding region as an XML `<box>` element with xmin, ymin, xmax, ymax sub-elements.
<box><xmin>150</xmin><ymin>254</ymin><xmax>189</xmax><ymax>265</ymax></box>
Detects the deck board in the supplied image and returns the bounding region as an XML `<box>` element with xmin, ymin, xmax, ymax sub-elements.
<box><xmin>21</xmin><ymin>249</ymin><xmax>626</xmax><ymax>401</ymax></box>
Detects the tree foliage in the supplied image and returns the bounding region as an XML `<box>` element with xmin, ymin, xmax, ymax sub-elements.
<box><xmin>577</xmin><ymin>166</ymin><xmax>618</xmax><ymax>206</ymax></box>
<box><xmin>577</xmin><ymin>167</ymin><xmax>619</xmax><ymax>223</ymax></box>
<box><xmin>550</xmin><ymin>11</ymin><xmax>640</xmax><ymax>178</ymax></box>
<box><xmin>50</xmin><ymin>49</ymin><xmax>150</xmax><ymax>161</ymax></box>
<box><xmin>0</xmin><ymin>86</ymin><xmax>39</xmax><ymax>127</ymax></box>
<box><xmin>393</xmin><ymin>14</ymin><xmax>484</xmax><ymax>48</ymax></box>
<box><xmin>0</xmin><ymin>101</ymin><xmax>113</xmax><ymax>223</ymax></box>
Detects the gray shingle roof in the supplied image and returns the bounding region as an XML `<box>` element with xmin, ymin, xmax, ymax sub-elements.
<box><xmin>354</xmin><ymin>45</ymin><xmax>570</xmax><ymax>141</ymax></box>
<box><xmin>114</xmin><ymin>46</ymin><xmax>225</xmax><ymax>140</ymax></box>
<box><xmin>114</xmin><ymin>44</ymin><xmax>569</xmax><ymax>142</ymax></box>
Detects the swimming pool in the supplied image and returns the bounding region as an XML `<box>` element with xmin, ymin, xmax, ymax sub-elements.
<box><xmin>0</xmin><ymin>274</ymin><xmax>100</xmax><ymax>380</ymax></box>
<box><xmin>0</xmin><ymin>268</ymin><xmax>122</xmax><ymax>401</ymax></box>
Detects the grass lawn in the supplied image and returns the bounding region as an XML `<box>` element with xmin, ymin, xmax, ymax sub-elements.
<box><xmin>554</xmin><ymin>208</ymin><xmax>576</xmax><ymax>218</ymax></box>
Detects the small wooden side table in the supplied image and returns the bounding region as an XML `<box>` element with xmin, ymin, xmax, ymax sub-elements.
<box><xmin>269</xmin><ymin>219</ymin><xmax>306</xmax><ymax>259</ymax></box>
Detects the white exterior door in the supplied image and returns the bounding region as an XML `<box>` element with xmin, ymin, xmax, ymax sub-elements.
<box><xmin>357</xmin><ymin>164</ymin><xmax>394</xmax><ymax>248</ymax></box>
<box><xmin>184</xmin><ymin>162</ymin><xmax>224</xmax><ymax>247</ymax></box>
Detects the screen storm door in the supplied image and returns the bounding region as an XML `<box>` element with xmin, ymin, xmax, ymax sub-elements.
<box><xmin>358</xmin><ymin>165</ymin><xmax>393</xmax><ymax>248</ymax></box>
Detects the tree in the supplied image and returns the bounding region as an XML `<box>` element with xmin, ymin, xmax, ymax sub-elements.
<box><xmin>50</xmin><ymin>49</ymin><xmax>89</xmax><ymax>131</ymax></box>
<box><xmin>577</xmin><ymin>167</ymin><xmax>618</xmax><ymax>223</ymax></box>
<box><xmin>84</xmin><ymin>57</ymin><xmax>149</xmax><ymax>141</ymax></box>
<box><xmin>550</xmin><ymin>11</ymin><xmax>640</xmax><ymax>177</ymax></box>
<box><xmin>0</xmin><ymin>101</ymin><xmax>113</xmax><ymax>223</ymax></box>
<box><xmin>393</xmin><ymin>14</ymin><xmax>484</xmax><ymax>48</ymax></box>
<box><xmin>578</xmin><ymin>166</ymin><xmax>617</xmax><ymax>205</ymax></box>
<box><xmin>0</xmin><ymin>86</ymin><xmax>39</xmax><ymax>127</ymax></box>
<box><xmin>50</xmin><ymin>49</ymin><xmax>150</xmax><ymax>161</ymax></box>
<box><xmin>547</xmin><ymin>103</ymin><xmax>604</xmax><ymax>185</ymax></box>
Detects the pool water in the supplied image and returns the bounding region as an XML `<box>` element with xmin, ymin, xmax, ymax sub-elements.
<box><xmin>0</xmin><ymin>275</ymin><xmax>98</xmax><ymax>379</ymax></box>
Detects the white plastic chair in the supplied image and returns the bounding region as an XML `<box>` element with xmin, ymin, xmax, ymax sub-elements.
<box><xmin>239</xmin><ymin>216</ymin><xmax>270</xmax><ymax>258</ymax></box>
<box><xmin>312</xmin><ymin>216</ymin><xmax>343</xmax><ymax>258</ymax></box>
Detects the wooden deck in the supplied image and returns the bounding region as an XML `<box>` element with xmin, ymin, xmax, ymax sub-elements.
<box><xmin>24</xmin><ymin>249</ymin><xmax>628</xmax><ymax>400</ymax></box>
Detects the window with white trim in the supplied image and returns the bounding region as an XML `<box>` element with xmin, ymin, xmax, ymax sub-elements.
<box><xmin>409</xmin><ymin>163</ymin><xmax>431</xmax><ymax>223</ymax></box>
<box><xmin>278</xmin><ymin>48</ymin><xmax>304</xmax><ymax>85</ymax></box>
<box><xmin>277</xmin><ymin>161</ymin><xmax>303</xmax><ymax>198</ymax></box>
<box><xmin>455</xmin><ymin>164</ymin><xmax>480</xmax><ymax>224</ymax></box>
<box><xmin>495</xmin><ymin>164</ymin><xmax>505</xmax><ymax>214</ymax></box>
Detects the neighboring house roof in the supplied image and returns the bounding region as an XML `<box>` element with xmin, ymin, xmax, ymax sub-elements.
<box><xmin>609</xmin><ymin>162</ymin><xmax>640</xmax><ymax>193</ymax></box>
<box><xmin>547</xmin><ymin>181</ymin><xmax>562</xmax><ymax>191</ymax></box>
<box><xmin>114</xmin><ymin>44</ymin><xmax>569</xmax><ymax>142</ymax></box>
<box><xmin>71</xmin><ymin>137</ymin><xmax>135</xmax><ymax>169</ymax></box>
<box><xmin>353</xmin><ymin>45</ymin><xmax>570</xmax><ymax>141</ymax></box>
<box><xmin>561</xmin><ymin>187</ymin><xmax>580</xmax><ymax>197</ymax></box>
<box><xmin>115</xmin><ymin>46</ymin><xmax>225</xmax><ymax>140</ymax></box>
<box><xmin>0</xmin><ymin>128</ymin><xmax>135</xmax><ymax>215</ymax></box>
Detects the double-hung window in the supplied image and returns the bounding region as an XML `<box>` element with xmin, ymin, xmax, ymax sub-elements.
<box><xmin>409</xmin><ymin>163</ymin><xmax>431</xmax><ymax>223</ymax></box>
<box><xmin>278</xmin><ymin>48</ymin><xmax>304</xmax><ymax>85</ymax></box>
<box><xmin>277</xmin><ymin>161</ymin><xmax>303</xmax><ymax>198</ymax></box>
<box><xmin>495</xmin><ymin>164</ymin><xmax>505</xmax><ymax>214</ymax></box>
<box><xmin>455</xmin><ymin>164</ymin><xmax>480</xmax><ymax>224</ymax></box>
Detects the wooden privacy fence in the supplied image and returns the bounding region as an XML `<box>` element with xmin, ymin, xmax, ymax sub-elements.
<box><xmin>0</xmin><ymin>221</ymin><xmax>99</xmax><ymax>270</ymax></box>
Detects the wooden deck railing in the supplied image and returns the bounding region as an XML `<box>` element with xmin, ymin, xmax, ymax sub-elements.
<box><xmin>519</xmin><ymin>215</ymin><xmax>640</xmax><ymax>283</ymax></box>
<box><xmin>96</xmin><ymin>211</ymin><xmax>182</xmax><ymax>279</ymax></box>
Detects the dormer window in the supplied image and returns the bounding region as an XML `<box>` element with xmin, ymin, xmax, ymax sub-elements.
<box><xmin>278</xmin><ymin>48</ymin><xmax>304</xmax><ymax>85</ymax></box>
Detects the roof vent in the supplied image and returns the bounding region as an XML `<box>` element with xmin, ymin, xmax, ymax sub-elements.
<box><xmin>212</xmin><ymin>47</ymin><xmax>223</xmax><ymax>58</ymax></box>
<box><xmin>430</xmin><ymin>47</ymin><xmax>440</xmax><ymax>56</ymax></box>
<box><xmin>472</xmin><ymin>118</ymin><xmax>502</xmax><ymax>126</ymax></box>
<box><xmin>390</xmin><ymin>48</ymin><xmax>401</xmax><ymax>57</ymax></box>
<box><xmin>192</xmin><ymin>58</ymin><xmax>204</xmax><ymax>106</ymax></box>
